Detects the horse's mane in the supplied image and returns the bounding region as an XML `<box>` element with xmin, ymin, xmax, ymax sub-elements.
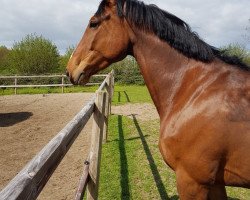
<box><xmin>96</xmin><ymin>0</ymin><xmax>249</xmax><ymax>71</ymax></box>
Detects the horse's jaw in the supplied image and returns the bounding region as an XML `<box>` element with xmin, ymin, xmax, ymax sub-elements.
<box><xmin>68</xmin><ymin>51</ymin><xmax>110</xmax><ymax>85</ymax></box>
<box><xmin>70</xmin><ymin>65</ymin><xmax>91</xmax><ymax>86</ymax></box>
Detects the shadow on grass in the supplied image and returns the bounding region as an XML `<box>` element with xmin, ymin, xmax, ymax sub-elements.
<box><xmin>228</xmin><ymin>198</ymin><xmax>240</xmax><ymax>200</ymax></box>
<box><xmin>116</xmin><ymin>114</ymin><xmax>179</xmax><ymax>200</ymax></box>
<box><xmin>0</xmin><ymin>112</ymin><xmax>33</xmax><ymax>127</ymax></box>
<box><xmin>107</xmin><ymin>135</ymin><xmax>149</xmax><ymax>143</ymax></box>
<box><xmin>118</xmin><ymin>115</ymin><xmax>130</xmax><ymax>200</ymax></box>
<box><xmin>116</xmin><ymin>91</ymin><xmax>131</xmax><ymax>103</ymax></box>
<box><xmin>118</xmin><ymin>91</ymin><xmax>121</xmax><ymax>102</ymax></box>
<box><xmin>131</xmin><ymin>114</ymin><xmax>171</xmax><ymax>200</ymax></box>
<box><xmin>124</xmin><ymin>91</ymin><xmax>130</xmax><ymax>102</ymax></box>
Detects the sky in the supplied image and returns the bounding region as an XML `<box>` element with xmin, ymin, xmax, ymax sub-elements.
<box><xmin>0</xmin><ymin>0</ymin><xmax>249</xmax><ymax>54</ymax></box>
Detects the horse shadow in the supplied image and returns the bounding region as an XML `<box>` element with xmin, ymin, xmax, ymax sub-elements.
<box><xmin>0</xmin><ymin>112</ymin><xmax>33</xmax><ymax>127</ymax></box>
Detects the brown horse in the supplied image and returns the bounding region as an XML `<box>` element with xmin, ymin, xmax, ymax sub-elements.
<box><xmin>66</xmin><ymin>0</ymin><xmax>250</xmax><ymax>199</ymax></box>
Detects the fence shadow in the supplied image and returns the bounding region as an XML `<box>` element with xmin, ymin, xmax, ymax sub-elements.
<box><xmin>107</xmin><ymin>135</ymin><xmax>149</xmax><ymax>143</ymax></box>
<box><xmin>123</xmin><ymin>91</ymin><xmax>131</xmax><ymax>102</ymax></box>
<box><xmin>131</xmin><ymin>114</ymin><xmax>170</xmax><ymax>200</ymax></box>
<box><xmin>118</xmin><ymin>115</ymin><xmax>130</xmax><ymax>200</ymax></box>
<box><xmin>118</xmin><ymin>91</ymin><xmax>121</xmax><ymax>102</ymax></box>
<box><xmin>0</xmin><ymin>112</ymin><xmax>33</xmax><ymax>127</ymax></box>
<box><xmin>116</xmin><ymin>91</ymin><xmax>131</xmax><ymax>103</ymax></box>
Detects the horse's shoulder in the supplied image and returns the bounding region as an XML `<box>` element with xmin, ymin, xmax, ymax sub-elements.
<box><xmin>225</xmin><ymin>86</ymin><xmax>250</xmax><ymax>122</ymax></box>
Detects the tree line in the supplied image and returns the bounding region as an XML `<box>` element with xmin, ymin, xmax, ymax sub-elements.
<box><xmin>0</xmin><ymin>34</ymin><xmax>249</xmax><ymax>85</ymax></box>
<box><xmin>0</xmin><ymin>34</ymin><xmax>74</xmax><ymax>75</ymax></box>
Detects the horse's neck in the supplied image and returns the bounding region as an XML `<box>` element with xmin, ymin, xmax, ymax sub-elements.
<box><xmin>131</xmin><ymin>31</ymin><xmax>205</xmax><ymax>119</ymax></box>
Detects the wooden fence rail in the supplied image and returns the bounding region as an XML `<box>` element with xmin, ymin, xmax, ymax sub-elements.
<box><xmin>0</xmin><ymin>74</ymin><xmax>108</xmax><ymax>94</ymax></box>
<box><xmin>0</xmin><ymin>70</ymin><xmax>115</xmax><ymax>200</ymax></box>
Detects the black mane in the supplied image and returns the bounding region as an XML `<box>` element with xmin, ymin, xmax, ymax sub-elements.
<box><xmin>96</xmin><ymin>0</ymin><xmax>249</xmax><ymax>70</ymax></box>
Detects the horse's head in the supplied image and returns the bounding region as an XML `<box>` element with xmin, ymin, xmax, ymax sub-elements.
<box><xmin>66</xmin><ymin>0</ymin><xmax>131</xmax><ymax>85</ymax></box>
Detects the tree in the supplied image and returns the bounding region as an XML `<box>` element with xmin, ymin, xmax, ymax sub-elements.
<box><xmin>8</xmin><ymin>34</ymin><xmax>60</xmax><ymax>75</ymax></box>
<box><xmin>243</xmin><ymin>19</ymin><xmax>250</xmax><ymax>43</ymax></box>
<box><xmin>221</xmin><ymin>43</ymin><xmax>250</xmax><ymax>65</ymax></box>
<box><xmin>58</xmin><ymin>46</ymin><xmax>75</xmax><ymax>73</ymax></box>
<box><xmin>0</xmin><ymin>46</ymin><xmax>10</xmax><ymax>74</ymax></box>
<box><xmin>102</xmin><ymin>56</ymin><xmax>144</xmax><ymax>85</ymax></box>
<box><xmin>221</xmin><ymin>44</ymin><xmax>247</xmax><ymax>58</ymax></box>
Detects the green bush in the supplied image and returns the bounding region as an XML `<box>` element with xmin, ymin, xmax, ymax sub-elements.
<box><xmin>58</xmin><ymin>46</ymin><xmax>75</xmax><ymax>73</ymax></box>
<box><xmin>0</xmin><ymin>46</ymin><xmax>11</xmax><ymax>74</ymax></box>
<box><xmin>221</xmin><ymin>44</ymin><xmax>250</xmax><ymax>66</ymax></box>
<box><xmin>8</xmin><ymin>34</ymin><xmax>60</xmax><ymax>75</ymax></box>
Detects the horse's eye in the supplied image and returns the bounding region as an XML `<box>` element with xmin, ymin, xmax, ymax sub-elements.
<box><xmin>89</xmin><ymin>21</ymin><xmax>99</xmax><ymax>29</ymax></box>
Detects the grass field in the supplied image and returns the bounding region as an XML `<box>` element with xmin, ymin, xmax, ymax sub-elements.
<box><xmin>0</xmin><ymin>85</ymin><xmax>99</xmax><ymax>95</ymax></box>
<box><xmin>98</xmin><ymin>85</ymin><xmax>250</xmax><ymax>200</ymax></box>
<box><xmin>111</xmin><ymin>85</ymin><xmax>152</xmax><ymax>105</ymax></box>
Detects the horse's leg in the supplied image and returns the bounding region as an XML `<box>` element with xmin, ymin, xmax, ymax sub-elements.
<box><xmin>208</xmin><ymin>185</ymin><xmax>227</xmax><ymax>200</ymax></box>
<box><xmin>176</xmin><ymin>169</ymin><xmax>209</xmax><ymax>200</ymax></box>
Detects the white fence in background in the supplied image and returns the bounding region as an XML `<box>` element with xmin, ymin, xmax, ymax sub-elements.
<box><xmin>0</xmin><ymin>74</ymin><xmax>107</xmax><ymax>94</ymax></box>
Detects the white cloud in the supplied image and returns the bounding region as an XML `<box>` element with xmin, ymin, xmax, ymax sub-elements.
<box><xmin>0</xmin><ymin>0</ymin><xmax>249</xmax><ymax>53</ymax></box>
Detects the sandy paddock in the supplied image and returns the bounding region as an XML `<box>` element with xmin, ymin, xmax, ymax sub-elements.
<box><xmin>0</xmin><ymin>93</ymin><xmax>95</xmax><ymax>200</ymax></box>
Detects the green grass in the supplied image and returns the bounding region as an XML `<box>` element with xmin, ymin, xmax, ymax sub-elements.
<box><xmin>112</xmin><ymin>85</ymin><xmax>152</xmax><ymax>105</ymax></box>
<box><xmin>99</xmin><ymin>116</ymin><xmax>178</xmax><ymax>199</ymax></box>
<box><xmin>0</xmin><ymin>85</ymin><xmax>99</xmax><ymax>95</ymax></box>
<box><xmin>98</xmin><ymin>85</ymin><xmax>250</xmax><ymax>199</ymax></box>
<box><xmin>0</xmin><ymin>84</ymin><xmax>152</xmax><ymax>99</ymax></box>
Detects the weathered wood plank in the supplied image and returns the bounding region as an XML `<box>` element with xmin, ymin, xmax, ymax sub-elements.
<box><xmin>0</xmin><ymin>74</ymin><xmax>107</xmax><ymax>91</ymax></box>
<box><xmin>97</xmin><ymin>76</ymin><xmax>109</xmax><ymax>92</ymax></box>
<box><xmin>0</xmin><ymin>75</ymin><xmax>66</xmax><ymax>79</ymax></box>
<box><xmin>102</xmin><ymin>91</ymin><xmax>109</xmax><ymax>144</ymax></box>
<box><xmin>75</xmin><ymin>161</ymin><xmax>90</xmax><ymax>200</ymax></box>
<box><xmin>0</xmin><ymin>74</ymin><xmax>108</xmax><ymax>79</ymax></box>
<box><xmin>0</xmin><ymin>83</ymin><xmax>100</xmax><ymax>88</ymax></box>
<box><xmin>103</xmin><ymin>76</ymin><xmax>111</xmax><ymax>143</ymax></box>
<box><xmin>87</xmin><ymin>91</ymin><xmax>107</xmax><ymax>200</ymax></box>
<box><xmin>0</xmin><ymin>98</ymin><xmax>95</xmax><ymax>200</ymax></box>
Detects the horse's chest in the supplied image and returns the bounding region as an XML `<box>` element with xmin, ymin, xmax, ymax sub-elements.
<box><xmin>158</xmin><ymin>134</ymin><xmax>182</xmax><ymax>170</ymax></box>
<box><xmin>158</xmin><ymin>112</ymin><xmax>205</xmax><ymax>170</ymax></box>
<box><xmin>158</xmin><ymin>124</ymin><xmax>186</xmax><ymax>170</ymax></box>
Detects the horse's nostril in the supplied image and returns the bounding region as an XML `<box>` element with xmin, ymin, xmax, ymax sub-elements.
<box><xmin>66</xmin><ymin>70</ymin><xmax>69</xmax><ymax>77</ymax></box>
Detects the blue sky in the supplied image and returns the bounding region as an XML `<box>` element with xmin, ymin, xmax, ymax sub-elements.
<box><xmin>0</xmin><ymin>0</ymin><xmax>249</xmax><ymax>54</ymax></box>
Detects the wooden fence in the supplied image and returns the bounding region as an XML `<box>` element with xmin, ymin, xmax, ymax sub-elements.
<box><xmin>0</xmin><ymin>71</ymin><xmax>115</xmax><ymax>200</ymax></box>
<box><xmin>0</xmin><ymin>74</ymin><xmax>107</xmax><ymax>94</ymax></box>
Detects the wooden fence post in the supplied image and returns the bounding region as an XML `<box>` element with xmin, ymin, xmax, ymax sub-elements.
<box><xmin>108</xmin><ymin>75</ymin><xmax>112</xmax><ymax>116</ymax></box>
<box><xmin>87</xmin><ymin>91</ymin><xmax>107</xmax><ymax>200</ymax></box>
<box><xmin>103</xmin><ymin>72</ymin><xmax>114</xmax><ymax>143</ymax></box>
<box><xmin>75</xmin><ymin>160</ymin><xmax>90</xmax><ymax>200</ymax></box>
<box><xmin>61</xmin><ymin>75</ymin><xmax>64</xmax><ymax>93</ymax></box>
<box><xmin>14</xmin><ymin>76</ymin><xmax>17</xmax><ymax>95</ymax></box>
<box><xmin>108</xmin><ymin>71</ymin><xmax>114</xmax><ymax>115</ymax></box>
<box><xmin>103</xmin><ymin>83</ymin><xmax>109</xmax><ymax>143</ymax></box>
<box><xmin>112</xmin><ymin>73</ymin><xmax>114</xmax><ymax>96</ymax></box>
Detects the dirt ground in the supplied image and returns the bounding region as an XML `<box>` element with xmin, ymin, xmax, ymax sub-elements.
<box><xmin>112</xmin><ymin>103</ymin><xmax>159</xmax><ymax>121</ymax></box>
<box><xmin>0</xmin><ymin>93</ymin><xmax>95</xmax><ymax>200</ymax></box>
<box><xmin>0</xmin><ymin>93</ymin><xmax>159</xmax><ymax>199</ymax></box>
